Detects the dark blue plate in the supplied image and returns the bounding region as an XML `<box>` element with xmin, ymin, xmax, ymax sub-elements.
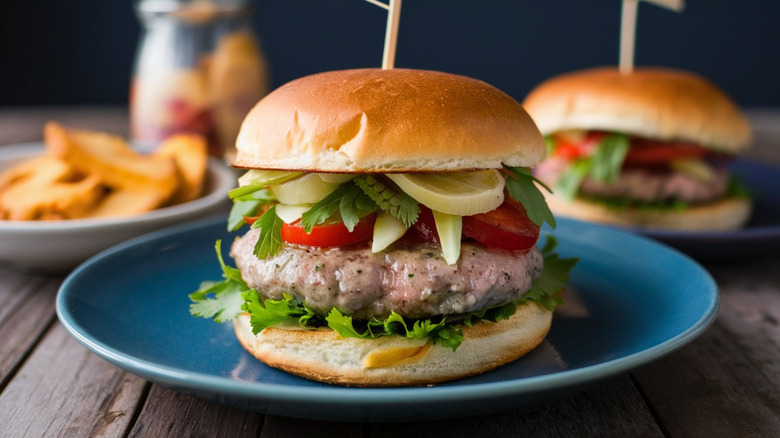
<box><xmin>633</xmin><ymin>160</ymin><xmax>780</xmax><ymax>258</ymax></box>
<box><xmin>57</xmin><ymin>216</ymin><xmax>717</xmax><ymax>422</ymax></box>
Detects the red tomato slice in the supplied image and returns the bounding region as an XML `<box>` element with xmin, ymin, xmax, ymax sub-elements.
<box><xmin>463</xmin><ymin>201</ymin><xmax>540</xmax><ymax>252</ymax></box>
<box><xmin>623</xmin><ymin>139</ymin><xmax>709</xmax><ymax>165</ymax></box>
<box><xmin>281</xmin><ymin>213</ymin><xmax>376</xmax><ymax>248</ymax></box>
<box><xmin>553</xmin><ymin>132</ymin><xmax>606</xmax><ymax>160</ymax></box>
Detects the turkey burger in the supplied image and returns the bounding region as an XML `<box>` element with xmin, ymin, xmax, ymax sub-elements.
<box><xmin>190</xmin><ymin>68</ymin><xmax>575</xmax><ymax>387</ymax></box>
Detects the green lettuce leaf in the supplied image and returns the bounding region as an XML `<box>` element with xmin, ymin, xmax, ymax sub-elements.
<box><xmin>242</xmin><ymin>292</ymin><xmax>317</xmax><ymax>334</ymax></box>
<box><xmin>552</xmin><ymin>133</ymin><xmax>630</xmax><ymax>200</ymax></box>
<box><xmin>589</xmin><ymin>134</ymin><xmax>629</xmax><ymax>183</ymax></box>
<box><xmin>227</xmin><ymin>188</ymin><xmax>275</xmax><ymax>232</ymax></box>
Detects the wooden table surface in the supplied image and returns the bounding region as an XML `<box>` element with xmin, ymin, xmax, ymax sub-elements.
<box><xmin>0</xmin><ymin>108</ymin><xmax>778</xmax><ymax>437</ymax></box>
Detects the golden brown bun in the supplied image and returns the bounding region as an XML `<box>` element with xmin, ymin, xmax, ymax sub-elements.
<box><xmin>234</xmin><ymin>68</ymin><xmax>545</xmax><ymax>172</ymax></box>
<box><xmin>233</xmin><ymin>301</ymin><xmax>552</xmax><ymax>387</ymax></box>
<box><xmin>523</xmin><ymin>67</ymin><xmax>751</xmax><ymax>152</ymax></box>
<box><xmin>545</xmin><ymin>192</ymin><xmax>752</xmax><ymax>231</ymax></box>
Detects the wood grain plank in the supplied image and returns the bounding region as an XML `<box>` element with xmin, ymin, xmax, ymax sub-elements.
<box><xmin>633</xmin><ymin>257</ymin><xmax>780</xmax><ymax>438</ymax></box>
<box><xmin>0</xmin><ymin>266</ymin><xmax>45</xmax><ymax>323</ymax></box>
<box><xmin>260</xmin><ymin>415</ymin><xmax>364</xmax><ymax>438</ymax></box>
<box><xmin>0</xmin><ymin>323</ymin><xmax>147</xmax><ymax>437</ymax></box>
<box><xmin>128</xmin><ymin>385</ymin><xmax>263</xmax><ymax>438</ymax></box>
<box><xmin>368</xmin><ymin>377</ymin><xmax>663</xmax><ymax>438</ymax></box>
<box><xmin>0</xmin><ymin>275</ymin><xmax>59</xmax><ymax>389</ymax></box>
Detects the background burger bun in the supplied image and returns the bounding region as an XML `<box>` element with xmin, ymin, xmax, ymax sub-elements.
<box><xmin>544</xmin><ymin>192</ymin><xmax>752</xmax><ymax>231</ymax></box>
<box><xmin>233</xmin><ymin>301</ymin><xmax>552</xmax><ymax>387</ymax></box>
<box><xmin>233</xmin><ymin>68</ymin><xmax>546</xmax><ymax>172</ymax></box>
<box><xmin>523</xmin><ymin>67</ymin><xmax>752</xmax><ymax>152</ymax></box>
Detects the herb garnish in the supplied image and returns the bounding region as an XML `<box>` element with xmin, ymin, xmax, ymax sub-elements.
<box><xmin>252</xmin><ymin>206</ymin><xmax>284</xmax><ymax>259</ymax></box>
<box><xmin>554</xmin><ymin>133</ymin><xmax>630</xmax><ymax>200</ymax></box>
<box><xmin>300</xmin><ymin>183</ymin><xmax>378</xmax><ymax>232</ymax></box>
<box><xmin>505</xmin><ymin>166</ymin><xmax>557</xmax><ymax>229</ymax></box>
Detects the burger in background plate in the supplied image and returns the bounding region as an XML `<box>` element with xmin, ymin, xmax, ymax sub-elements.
<box><xmin>523</xmin><ymin>67</ymin><xmax>752</xmax><ymax>231</ymax></box>
<box><xmin>190</xmin><ymin>68</ymin><xmax>576</xmax><ymax>387</ymax></box>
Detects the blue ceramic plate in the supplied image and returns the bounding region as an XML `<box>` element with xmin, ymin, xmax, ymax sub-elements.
<box><xmin>629</xmin><ymin>160</ymin><xmax>780</xmax><ymax>258</ymax></box>
<box><xmin>57</xmin><ymin>216</ymin><xmax>717</xmax><ymax>422</ymax></box>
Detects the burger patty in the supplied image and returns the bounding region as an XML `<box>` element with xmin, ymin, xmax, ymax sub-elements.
<box><xmin>535</xmin><ymin>158</ymin><xmax>729</xmax><ymax>204</ymax></box>
<box><xmin>231</xmin><ymin>229</ymin><xmax>544</xmax><ymax>320</ymax></box>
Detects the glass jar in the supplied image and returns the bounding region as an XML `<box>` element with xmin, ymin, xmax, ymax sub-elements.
<box><xmin>130</xmin><ymin>0</ymin><xmax>269</xmax><ymax>160</ymax></box>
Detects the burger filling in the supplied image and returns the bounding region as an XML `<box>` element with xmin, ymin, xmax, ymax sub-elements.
<box><xmin>537</xmin><ymin>130</ymin><xmax>748</xmax><ymax>209</ymax></box>
<box><xmin>190</xmin><ymin>167</ymin><xmax>576</xmax><ymax>351</ymax></box>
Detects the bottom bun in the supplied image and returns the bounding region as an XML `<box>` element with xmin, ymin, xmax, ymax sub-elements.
<box><xmin>233</xmin><ymin>301</ymin><xmax>552</xmax><ymax>387</ymax></box>
<box><xmin>545</xmin><ymin>193</ymin><xmax>752</xmax><ymax>231</ymax></box>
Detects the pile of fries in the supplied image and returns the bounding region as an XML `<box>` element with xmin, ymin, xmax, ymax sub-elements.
<box><xmin>0</xmin><ymin>122</ymin><xmax>208</xmax><ymax>220</ymax></box>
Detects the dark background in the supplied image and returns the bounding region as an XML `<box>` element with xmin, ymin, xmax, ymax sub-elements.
<box><xmin>1</xmin><ymin>0</ymin><xmax>777</xmax><ymax>107</ymax></box>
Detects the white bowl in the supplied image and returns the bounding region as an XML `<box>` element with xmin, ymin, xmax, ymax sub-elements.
<box><xmin>0</xmin><ymin>142</ymin><xmax>235</xmax><ymax>273</ymax></box>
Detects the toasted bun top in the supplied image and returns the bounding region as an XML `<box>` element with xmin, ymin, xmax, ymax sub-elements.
<box><xmin>233</xmin><ymin>68</ymin><xmax>546</xmax><ymax>172</ymax></box>
<box><xmin>523</xmin><ymin>67</ymin><xmax>751</xmax><ymax>152</ymax></box>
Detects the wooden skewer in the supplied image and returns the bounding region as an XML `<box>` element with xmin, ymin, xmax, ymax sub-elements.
<box><xmin>365</xmin><ymin>0</ymin><xmax>389</xmax><ymax>11</ymax></box>
<box><xmin>382</xmin><ymin>0</ymin><xmax>403</xmax><ymax>69</ymax></box>
<box><xmin>619</xmin><ymin>0</ymin><xmax>640</xmax><ymax>75</ymax></box>
<box><xmin>619</xmin><ymin>0</ymin><xmax>685</xmax><ymax>75</ymax></box>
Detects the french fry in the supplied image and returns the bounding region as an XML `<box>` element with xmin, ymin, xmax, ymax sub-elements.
<box><xmin>154</xmin><ymin>133</ymin><xmax>208</xmax><ymax>204</ymax></box>
<box><xmin>0</xmin><ymin>123</ymin><xmax>210</xmax><ymax>222</ymax></box>
<box><xmin>81</xmin><ymin>188</ymin><xmax>167</xmax><ymax>219</ymax></box>
<box><xmin>0</xmin><ymin>157</ymin><xmax>103</xmax><ymax>220</ymax></box>
<box><xmin>0</xmin><ymin>156</ymin><xmax>70</xmax><ymax>191</ymax></box>
<box><xmin>44</xmin><ymin>122</ymin><xmax>179</xmax><ymax>208</ymax></box>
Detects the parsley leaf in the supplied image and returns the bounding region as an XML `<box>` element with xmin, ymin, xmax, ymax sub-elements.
<box><xmin>339</xmin><ymin>183</ymin><xmax>380</xmax><ymax>231</ymax></box>
<box><xmin>252</xmin><ymin>206</ymin><xmax>284</xmax><ymax>259</ymax></box>
<box><xmin>188</xmin><ymin>240</ymin><xmax>248</xmax><ymax>322</ymax></box>
<box><xmin>300</xmin><ymin>183</ymin><xmax>379</xmax><ymax>233</ymax></box>
<box><xmin>505</xmin><ymin>167</ymin><xmax>556</xmax><ymax>229</ymax></box>
<box><xmin>522</xmin><ymin>235</ymin><xmax>578</xmax><ymax>311</ymax></box>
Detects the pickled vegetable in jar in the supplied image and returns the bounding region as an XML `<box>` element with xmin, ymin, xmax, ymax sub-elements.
<box><xmin>130</xmin><ymin>0</ymin><xmax>269</xmax><ymax>160</ymax></box>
